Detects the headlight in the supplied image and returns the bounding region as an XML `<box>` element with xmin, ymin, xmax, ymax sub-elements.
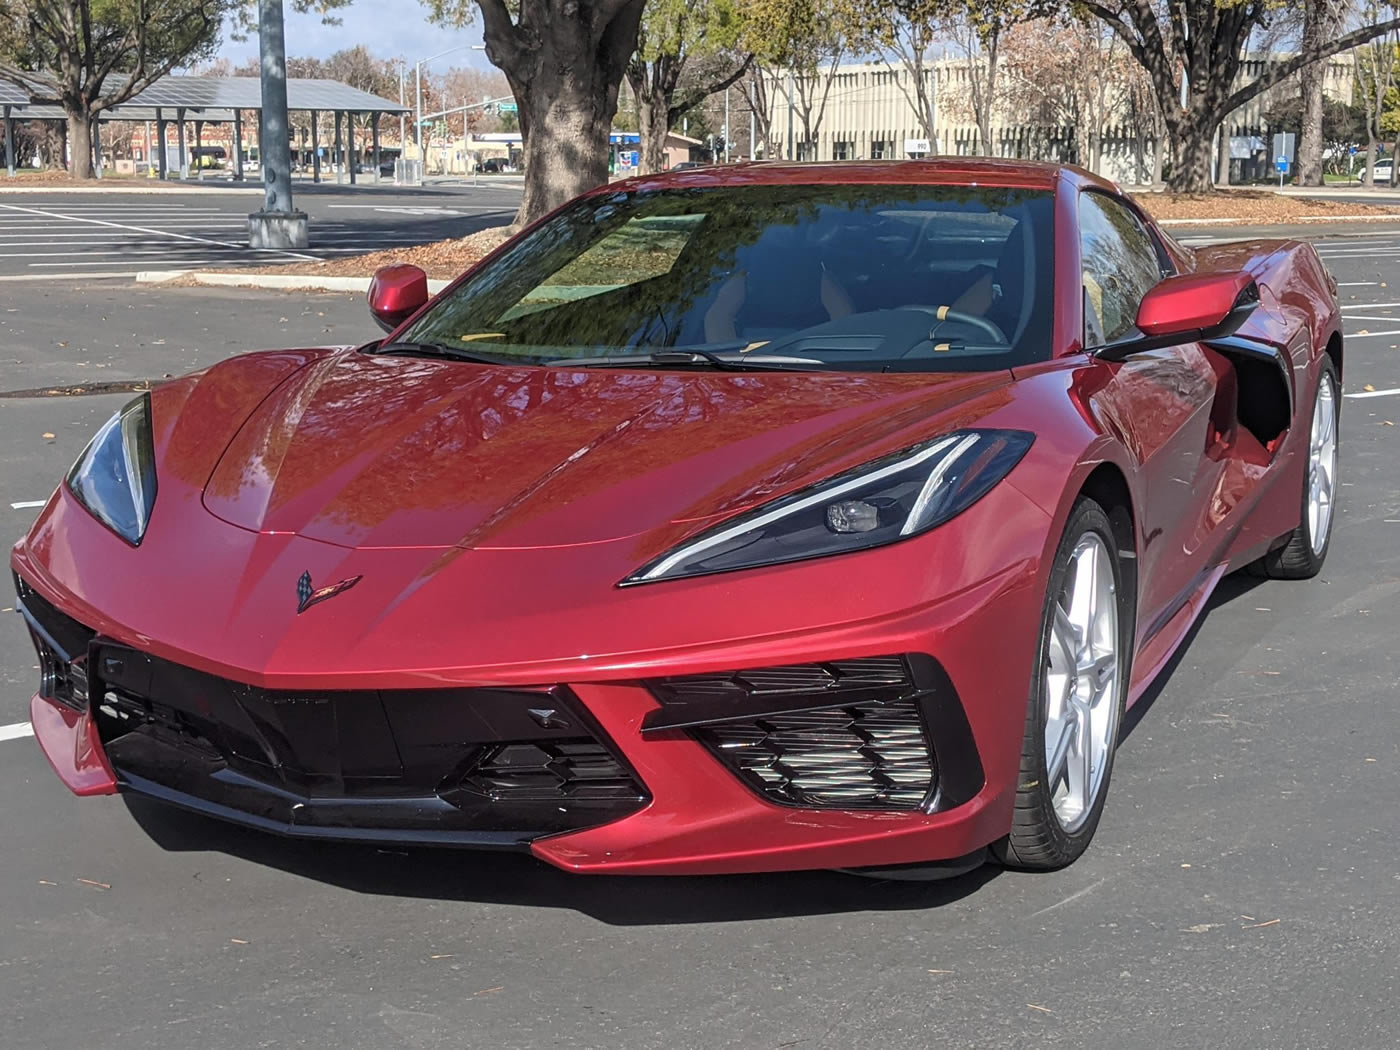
<box><xmin>66</xmin><ymin>394</ymin><xmax>157</xmax><ymax>545</ymax></box>
<box><xmin>624</xmin><ymin>429</ymin><xmax>1033</xmax><ymax>585</ymax></box>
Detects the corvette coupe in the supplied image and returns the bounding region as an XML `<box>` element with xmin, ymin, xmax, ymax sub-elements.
<box><xmin>16</xmin><ymin>160</ymin><xmax>1341</xmax><ymax>877</ymax></box>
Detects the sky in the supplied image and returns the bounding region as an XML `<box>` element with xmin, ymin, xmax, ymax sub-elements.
<box><xmin>216</xmin><ymin>0</ymin><xmax>488</xmax><ymax>66</ymax></box>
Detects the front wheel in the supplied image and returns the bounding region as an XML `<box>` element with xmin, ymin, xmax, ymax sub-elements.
<box><xmin>994</xmin><ymin>498</ymin><xmax>1132</xmax><ymax>870</ymax></box>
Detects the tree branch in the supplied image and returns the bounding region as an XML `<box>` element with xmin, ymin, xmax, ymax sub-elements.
<box><xmin>668</xmin><ymin>53</ymin><xmax>753</xmax><ymax>124</ymax></box>
<box><xmin>1222</xmin><ymin>15</ymin><xmax>1400</xmax><ymax>114</ymax></box>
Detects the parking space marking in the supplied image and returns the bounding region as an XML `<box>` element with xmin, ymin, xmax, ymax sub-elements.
<box><xmin>11</xmin><ymin>500</ymin><xmax>46</xmax><ymax>509</ymax></box>
<box><xmin>1338</xmin><ymin>281</ymin><xmax>1381</xmax><ymax>286</ymax></box>
<box><xmin>0</xmin><ymin>721</ymin><xmax>33</xmax><ymax>742</ymax></box>
<box><xmin>0</xmin><ymin>202</ymin><xmax>318</xmax><ymax>262</ymax></box>
<box><xmin>1341</xmin><ymin>302</ymin><xmax>1400</xmax><ymax>310</ymax></box>
<box><xmin>1344</xmin><ymin>328</ymin><xmax>1400</xmax><ymax>338</ymax></box>
<box><xmin>1345</xmin><ymin>387</ymin><xmax>1400</xmax><ymax>399</ymax></box>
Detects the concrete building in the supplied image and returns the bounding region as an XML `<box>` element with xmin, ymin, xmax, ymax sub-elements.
<box><xmin>759</xmin><ymin>51</ymin><xmax>1356</xmax><ymax>184</ymax></box>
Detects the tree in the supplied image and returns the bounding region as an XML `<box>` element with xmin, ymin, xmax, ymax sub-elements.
<box><xmin>738</xmin><ymin>63</ymin><xmax>781</xmax><ymax>158</ymax></box>
<box><xmin>1000</xmin><ymin>17</ymin><xmax>1135</xmax><ymax>171</ymax></box>
<box><xmin>625</xmin><ymin>0</ymin><xmax>751</xmax><ymax>174</ymax></box>
<box><xmin>1075</xmin><ymin>0</ymin><xmax>1400</xmax><ymax>191</ymax></box>
<box><xmin>1298</xmin><ymin>0</ymin><xmax>1348</xmax><ymax>185</ymax></box>
<box><xmin>1263</xmin><ymin>92</ymin><xmax>1366</xmax><ymax>174</ymax></box>
<box><xmin>1354</xmin><ymin>20</ymin><xmax>1399</xmax><ymax>184</ymax></box>
<box><xmin>743</xmin><ymin>0</ymin><xmax>857</xmax><ymax>159</ymax></box>
<box><xmin>855</xmin><ymin>0</ymin><xmax>941</xmax><ymax>151</ymax></box>
<box><xmin>423</xmin><ymin>0</ymin><xmax>647</xmax><ymax>228</ymax></box>
<box><xmin>0</xmin><ymin>0</ymin><xmax>231</xmax><ymax>178</ymax></box>
<box><xmin>323</xmin><ymin>45</ymin><xmax>398</xmax><ymax>161</ymax></box>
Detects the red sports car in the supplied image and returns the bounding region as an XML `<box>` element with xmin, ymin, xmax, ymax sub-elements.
<box><xmin>16</xmin><ymin>160</ymin><xmax>1341</xmax><ymax>877</ymax></box>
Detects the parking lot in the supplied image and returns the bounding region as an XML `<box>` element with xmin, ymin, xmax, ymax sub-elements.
<box><xmin>0</xmin><ymin>182</ymin><xmax>521</xmax><ymax>278</ymax></box>
<box><xmin>0</xmin><ymin>219</ymin><xmax>1398</xmax><ymax>1049</ymax></box>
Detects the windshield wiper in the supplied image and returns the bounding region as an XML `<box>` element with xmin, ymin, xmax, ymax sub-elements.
<box><xmin>545</xmin><ymin>350</ymin><xmax>823</xmax><ymax>371</ymax></box>
<box><xmin>373</xmin><ymin>341</ymin><xmax>526</xmax><ymax>367</ymax></box>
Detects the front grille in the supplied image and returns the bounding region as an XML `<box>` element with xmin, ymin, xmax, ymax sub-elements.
<box><xmin>650</xmin><ymin>656</ymin><xmax>911</xmax><ymax>703</ymax></box>
<box><xmin>697</xmin><ymin>697</ymin><xmax>935</xmax><ymax>809</ymax></box>
<box><xmin>462</xmin><ymin>742</ymin><xmax>642</xmax><ymax>801</ymax></box>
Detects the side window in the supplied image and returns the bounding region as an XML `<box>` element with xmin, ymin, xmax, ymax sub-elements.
<box><xmin>1079</xmin><ymin>192</ymin><xmax>1164</xmax><ymax>346</ymax></box>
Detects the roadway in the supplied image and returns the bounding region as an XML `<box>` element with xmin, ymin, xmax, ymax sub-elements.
<box><xmin>0</xmin><ymin>225</ymin><xmax>1397</xmax><ymax>1049</ymax></box>
<box><xmin>0</xmin><ymin>180</ymin><xmax>522</xmax><ymax>279</ymax></box>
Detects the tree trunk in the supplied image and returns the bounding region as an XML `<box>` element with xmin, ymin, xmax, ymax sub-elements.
<box><xmin>1167</xmin><ymin>119</ymin><xmax>1214</xmax><ymax>192</ymax></box>
<box><xmin>1362</xmin><ymin>139</ymin><xmax>1377</xmax><ymax>186</ymax></box>
<box><xmin>1151</xmin><ymin>124</ymin><xmax>1163</xmax><ymax>186</ymax></box>
<box><xmin>636</xmin><ymin>89</ymin><xmax>669</xmax><ymax>175</ymax></box>
<box><xmin>1297</xmin><ymin>0</ymin><xmax>1330</xmax><ymax>187</ymax></box>
<box><xmin>66</xmin><ymin>111</ymin><xmax>93</xmax><ymax>179</ymax></box>
<box><xmin>515</xmin><ymin>64</ymin><xmax>620</xmax><ymax>227</ymax></box>
<box><xmin>1216</xmin><ymin>123</ymin><xmax>1230</xmax><ymax>185</ymax></box>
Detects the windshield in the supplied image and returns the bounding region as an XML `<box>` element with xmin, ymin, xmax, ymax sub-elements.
<box><xmin>393</xmin><ymin>184</ymin><xmax>1056</xmax><ymax>371</ymax></box>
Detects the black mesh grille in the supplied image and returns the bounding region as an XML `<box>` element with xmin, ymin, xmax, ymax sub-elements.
<box><xmin>461</xmin><ymin>742</ymin><xmax>643</xmax><ymax>802</ymax></box>
<box><xmin>696</xmin><ymin>697</ymin><xmax>935</xmax><ymax>809</ymax></box>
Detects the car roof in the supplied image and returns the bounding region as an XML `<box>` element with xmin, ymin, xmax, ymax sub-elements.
<box><xmin>600</xmin><ymin>158</ymin><xmax>1114</xmax><ymax>196</ymax></box>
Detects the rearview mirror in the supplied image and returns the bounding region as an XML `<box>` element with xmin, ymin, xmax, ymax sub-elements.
<box><xmin>367</xmin><ymin>264</ymin><xmax>429</xmax><ymax>333</ymax></box>
<box><xmin>1093</xmin><ymin>270</ymin><xmax>1260</xmax><ymax>363</ymax></box>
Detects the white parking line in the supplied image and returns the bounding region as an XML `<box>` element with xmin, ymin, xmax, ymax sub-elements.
<box><xmin>0</xmin><ymin>722</ymin><xmax>33</xmax><ymax>742</ymax></box>
<box><xmin>0</xmin><ymin>271</ymin><xmax>139</xmax><ymax>281</ymax></box>
<box><xmin>1345</xmin><ymin>329</ymin><xmax>1400</xmax><ymax>338</ymax></box>
<box><xmin>0</xmin><ymin>202</ymin><xmax>317</xmax><ymax>262</ymax></box>
<box><xmin>1338</xmin><ymin>281</ymin><xmax>1382</xmax><ymax>286</ymax></box>
<box><xmin>1345</xmin><ymin>387</ymin><xmax>1400</xmax><ymax>399</ymax></box>
<box><xmin>29</xmin><ymin>258</ymin><xmax>239</xmax><ymax>267</ymax></box>
<box><xmin>11</xmin><ymin>500</ymin><xmax>46</xmax><ymax>509</ymax></box>
<box><xmin>1341</xmin><ymin>302</ymin><xmax>1400</xmax><ymax>310</ymax></box>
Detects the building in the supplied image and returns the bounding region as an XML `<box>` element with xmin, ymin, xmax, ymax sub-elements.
<box><xmin>759</xmin><ymin>50</ymin><xmax>1356</xmax><ymax>184</ymax></box>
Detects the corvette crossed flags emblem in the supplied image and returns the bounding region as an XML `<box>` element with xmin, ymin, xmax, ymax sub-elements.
<box><xmin>296</xmin><ymin>570</ymin><xmax>363</xmax><ymax>614</ymax></box>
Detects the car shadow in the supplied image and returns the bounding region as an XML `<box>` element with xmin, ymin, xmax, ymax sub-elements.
<box><xmin>1120</xmin><ymin>569</ymin><xmax>1270</xmax><ymax>741</ymax></box>
<box><xmin>123</xmin><ymin>795</ymin><xmax>1001</xmax><ymax>924</ymax></box>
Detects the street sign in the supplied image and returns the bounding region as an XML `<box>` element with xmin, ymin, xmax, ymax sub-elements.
<box><xmin>1275</xmin><ymin>155</ymin><xmax>1290</xmax><ymax>173</ymax></box>
<box><xmin>1272</xmin><ymin>132</ymin><xmax>1296</xmax><ymax>162</ymax></box>
<box><xmin>498</xmin><ymin>102</ymin><xmax>517</xmax><ymax>113</ymax></box>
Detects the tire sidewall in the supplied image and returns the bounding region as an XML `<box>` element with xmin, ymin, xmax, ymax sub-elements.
<box><xmin>1022</xmin><ymin>499</ymin><xmax>1134</xmax><ymax>859</ymax></box>
<box><xmin>1298</xmin><ymin>360</ymin><xmax>1341</xmax><ymax>565</ymax></box>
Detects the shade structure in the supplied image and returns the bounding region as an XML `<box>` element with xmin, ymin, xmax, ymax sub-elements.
<box><xmin>0</xmin><ymin>74</ymin><xmax>407</xmax><ymax>117</ymax></box>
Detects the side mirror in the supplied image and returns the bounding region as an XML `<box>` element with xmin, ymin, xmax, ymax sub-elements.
<box><xmin>367</xmin><ymin>264</ymin><xmax>429</xmax><ymax>333</ymax></box>
<box><xmin>1094</xmin><ymin>270</ymin><xmax>1260</xmax><ymax>363</ymax></box>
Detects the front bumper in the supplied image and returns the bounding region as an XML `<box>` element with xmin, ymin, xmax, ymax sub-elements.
<box><xmin>14</xmin><ymin>475</ymin><xmax>1051</xmax><ymax>874</ymax></box>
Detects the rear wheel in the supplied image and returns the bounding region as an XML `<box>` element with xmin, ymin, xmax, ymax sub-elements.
<box><xmin>1252</xmin><ymin>361</ymin><xmax>1339</xmax><ymax>579</ymax></box>
<box><xmin>994</xmin><ymin>498</ymin><xmax>1132</xmax><ymax>870</ymax></box>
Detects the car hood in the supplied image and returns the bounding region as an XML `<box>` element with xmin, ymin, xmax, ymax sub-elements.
<box><xmin>200</xmin><ymin>350</ymin><xmax>1014</xmax><ymax>549</ymax></box>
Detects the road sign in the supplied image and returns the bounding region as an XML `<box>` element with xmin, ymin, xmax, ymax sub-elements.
<box><xmin>1272</xmin><ymin>132</ymin><xmax>1296</xmax><ymax>162</ymax></box>
<box><xmin>1275</xmin><ymin>155</ymin><xmax>1290</xmax><ymax>173</ymax></box>
<box><xmin>498</xmin><ymin>102</ymin><xmax>517</xmax><ymax>113</ymax></box>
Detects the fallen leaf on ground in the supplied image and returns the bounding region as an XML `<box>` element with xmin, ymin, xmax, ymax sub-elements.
<box><xmin>1183</xmin><ymin>924</ymin><xmax>1221</xmax><ymax>933</ymax></box>
<box><xmin>927</xmin><ymin>969</ymin><xmax>954</xmax><ymax>974</ymax></box>
<box><xmin>430</xmin><ymin>954</ymin><xmax>455</xmax><ymax>960</ymax></box>
<box><xmin>1027</xmin><ymin>1004</ymin><xmax>1053</xmax><ymax>1014</ymax></box>
<box><xmin>1242</xmin><ymin>918</ymin><xmax>1281</xmax><ymax>929</ymax></box>
<box><xmin>42</xmin><ymin>432</ymin><xmax>55</xmax><ymax>439</ymax></box>
<box><xmin>37</xmin><ymin>879</ymin><xmax>57</xmax><ymax>886</ymax></box>
<box><xmin>1365</xmin><ymin>384</ymin><xmax>1377</xmax><ymax>391</ymax></box>
<box><xmin>474</xmin><ymin>986</ymin><xmax>504</xmax><ymax>996</ymax></box>
<box><xmin>230</xmin><ymin>938</ymin><xmax>249</xmax><ymax>945</ymax></box>
<box><xmin>76</xmin><ymin>878</ymin><xmax>110</xmax><ymax>890</ymax></box>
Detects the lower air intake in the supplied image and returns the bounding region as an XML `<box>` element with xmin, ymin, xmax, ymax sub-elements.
<box><xmin>461</xmin><ymin>741</ymin><xmax>644</xmax><ymax>802</ymax></box>
<box><xmin>697</xmin><ymin>697</ymin><xmax>934</xmax><ymax>809</ymax></box>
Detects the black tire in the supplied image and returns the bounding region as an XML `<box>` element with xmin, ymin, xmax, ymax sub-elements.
<box><xmin>993</xmin><ymin>497</ymin><xmax>1134</xmax><ymax>871</ymax></box>
<box><xmin>1252</xmin><ymin>359</ymin><xmax>1340</xmax><ymax>580</ymax></box>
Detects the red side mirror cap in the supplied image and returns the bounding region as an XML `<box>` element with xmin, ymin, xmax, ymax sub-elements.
<box><xmin>1136</xmin><ymin>270</ymin><xmax>1258</xmax><ymax>338</ymax></box>
<box><xmin>367</xmin><ymin>264</ymin><xmax>429</xmax><ymax>334</ymax></box>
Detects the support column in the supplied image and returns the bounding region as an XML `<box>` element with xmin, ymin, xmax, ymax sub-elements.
<box><xmin>156</xmin><ymin>109</ymin><xmax>167</xmax><ymax>179</ymax></box>
<box><xmin>5</xmin><ymin>105</ymin><xmax>15</xmax><ymax>177</ymax></box>
<box><xmin>349</xmin><ymin>113</ymin><xmax>357</xmax><ymax>185</ymax></box>
<box><xmin>372</xmin><ymin>113</ymin><xmax>381</xmax><ymax>184</ymax></box>
<box><xmin>311</xmin><ymin>111</ymin><xmax>320</xmax><ymax>183</ymax></box>
<box><xmin>248</xmin><ymin>0</ymin><xmax>308</xmax><ymax>250</ymax></box>
<box><xmin>176</xmin><ymin>108</ymin><xmax>188</xmax><ymax>178</ymax></box>
<box><xmin>93</xmin><ymin>117</ymin><xmax>102</xmax><ymax>178</ymax></box>
<box><xmin>194</xmin><ymin>120</ymin><xmax>204</xmax><ymax>179</ymax></box>
<box><xmin>334</xmin><ymin>110</ymin><xmax>343</xmax><ymax>185</ymax></box>
<box><xmin>233</xmin><ymin>110</ymin><xmax>244</xmax><ymax>180</ymax></box>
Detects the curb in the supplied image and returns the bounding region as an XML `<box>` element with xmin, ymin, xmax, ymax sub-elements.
<box><xmin>1</xmin><ymin>182</ymin><xmax>264</xmax><ymax>195</ymax></box>
<box><xmin>1156</xmin><ymin>214</ymin><xmax>1400</xmax><ymax>226</ymax></box>
<box><xmin>136</xmin><ymin>270</ymin><xmax>452</xmax><ymax>294</ymax></box>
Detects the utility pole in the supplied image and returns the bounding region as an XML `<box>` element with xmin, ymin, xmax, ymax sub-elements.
<box><xmin>786</xmin><ymin>68</ymin><xmax>795</xmax><ymax>160</ymax></box>
<box><xmin>724</xmin><ymin>86</ymin><xmax>730</xmax><ymax>163</ymax></box>
<box><xmin>248</xmin><ymin>0</ymin><xmax>308</xmax><ymax>248</ymax></box>
<box><xmin>398</xmin><ymin>63</ymin><xmax>406</xmax><ymax>153</ymax></box>
<box><xmin>415</xmin><ymin>63</ymin><xmax>423</xmax><ymax>159</ymax></box>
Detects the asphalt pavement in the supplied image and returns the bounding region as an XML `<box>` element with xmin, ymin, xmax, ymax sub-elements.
<box><xmin>0</xmin><ymin>225</ymin><xmax>1398</xmax><ymax>1049</ymax></box>
<box><xmin>0</xmin><ymin>179</ymin><xmax>522</xmax><ymax>278</ymax></box>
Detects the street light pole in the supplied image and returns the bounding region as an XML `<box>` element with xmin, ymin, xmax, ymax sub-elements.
<box><xmin>248</xmin><ymin>0</ymin><xmax>307</xmax><ymax>249</ymax></box>
<box><xmin>413</xmin><ymin>43</ymin><xmax>479</xmax><ymax>172</ymax></box>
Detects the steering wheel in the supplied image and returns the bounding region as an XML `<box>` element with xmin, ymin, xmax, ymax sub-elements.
<box><xmin>899</xmin><ymin>304</ymin><xmax>1009</xmax><ymax>345</ymax></box>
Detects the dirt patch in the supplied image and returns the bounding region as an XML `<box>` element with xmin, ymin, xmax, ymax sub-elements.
<box><xmin>240</xmin><ymin>226</ymin><xmax>514</xmax><ymax>281</ymax></box>
<box><xmin>2</xmin><ymin>169</ymin><xmax>194</xmax><ymax>187</ymax></box>
<box><xmin>1132</xmin><ymin>189</ymin><xmax>1400</xmax><ymax>222</ymax></box>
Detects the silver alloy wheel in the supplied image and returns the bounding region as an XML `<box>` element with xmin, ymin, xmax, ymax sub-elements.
<box><xmin>1043</xmin><ymin>534</ymin><xmax>1120</xmax><ymax>833</ymax></box>
<box><xmin>1307</xmin><ymin>371</ymin><xmax>1338</xmax><ymax>556</ymax></box>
